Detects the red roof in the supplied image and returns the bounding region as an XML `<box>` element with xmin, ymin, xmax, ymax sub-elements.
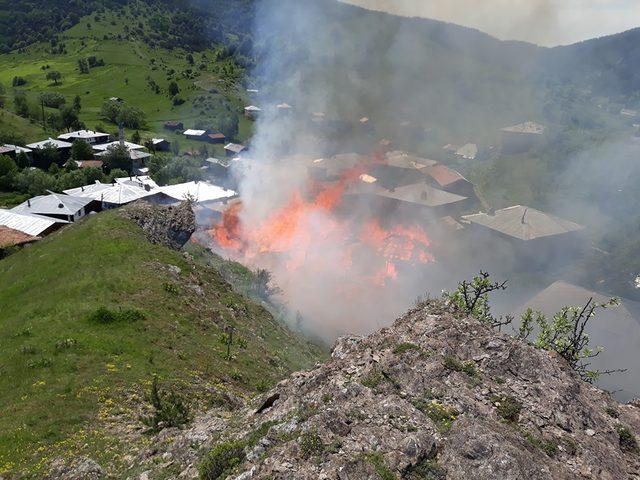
<box><xmin>0</xmin><ymin>226</ymin><xmax>39</xmax><ymax>248</ymax></box>
<box><xmin>77</xmin><ymin>160</ymin><xmax>104</xmax><ymax>169</ymax></box>
<box><xmin>423</xmin><ymin>164</ymin><xmax>467</xmax><ymax>187</ymax></box>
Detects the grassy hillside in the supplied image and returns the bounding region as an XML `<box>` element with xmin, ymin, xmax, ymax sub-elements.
<box><xmin>0</xmin><ymin>3</ymin><xmax>253</xmax><ymax>151</ymax></box>
<box><xmin>0</xmin><ymin>209</ymin><xmax>325</xmax><ymax>477</ymax></box>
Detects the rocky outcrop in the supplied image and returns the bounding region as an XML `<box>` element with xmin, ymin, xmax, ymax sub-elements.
<box><xmin>122</xmin><ymin>201</ymin><xmax>196</xmax><ymax>250</ymax></box>
<box><xmin>131</xmin><ymin>300</ymin><xmax>640</xmax><ymax>479</ymax></box>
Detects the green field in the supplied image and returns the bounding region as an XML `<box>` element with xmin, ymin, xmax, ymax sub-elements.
<box><xmin>0</xmin><ymin>210</ymin><xmax>324</xmax><ymax>477</ymax></box>
<box><xmin>0</xmin><ymin>5</ymin><xmax>254</xmax><ymax>152</ymax></box>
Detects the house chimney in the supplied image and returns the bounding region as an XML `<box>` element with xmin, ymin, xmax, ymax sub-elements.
<box><xmin>27</xmin><ymin>199</ymin><xmax>31</xmax><ymax>207</ymax></box>
<box><xmin>521</xmin><ymin>208</ymin><xmax>528</xmax><ymax>224</ymax></box>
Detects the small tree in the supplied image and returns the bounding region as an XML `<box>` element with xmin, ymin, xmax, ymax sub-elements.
<box><xmin>73</xmin><ymin>95</ymin><xmax>82</xmax><ymax>112</ymax></box>
<box><xmin>78</xmin><ymin>58</ymin><xmax>90</xmax><ymax>74</ymax></box>
<box><xmin>141</xmin><ymin>375</ymin><xmax>192</xmax><ymax>431</ymax></box>
<box><xmin>168</xmin><ymin>81</ymin><xmax>180</xmax><ymax>97</ymax></box>
<box><xmin>519</xmin><ymin>298</ymin><xmax>623</xmax><ymax>382</ymax></box>
<box><xmin>46</xmin><ymin>70</ymin><xmax>62</xmax><ymax>85</ymax></box>
<box><xmin>71</xmin><ymin>139</ymin><xmax>94</xmax><ymax>161</ymax></box>
<box><xmin>102</xmin><ymin>144</ymin><xmax>131</xmax><ymax>172</ymax></box>
<box><xmin>444</xmin><ymin>271</ymin><xmax>511</xmax><ymax>329</ymax></box>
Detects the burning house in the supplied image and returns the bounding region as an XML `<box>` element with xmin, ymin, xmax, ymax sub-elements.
<box><xmin>369</xmin><ymin>151</ymin><xmax>436</xmax><ymax>190</ymax></box>
<box><xmin>500</xmin><ymin>122</ymin><xmax>546</xmax><ymax>154</ymax></box>
<box><xmin>462</xmin><ymin>205</ymin><xmax>585</xmax><ymax>265</ymax></box>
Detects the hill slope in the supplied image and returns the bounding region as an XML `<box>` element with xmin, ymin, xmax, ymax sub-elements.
<box><xmin>122</xmin><ymin>300</ymin><xmax>640</xmax><ymax>479</ymax></box>
<box><xmin>0</xmin><ymin>205</ymin><xmax>324</xmax><ymax>477</ymax></box>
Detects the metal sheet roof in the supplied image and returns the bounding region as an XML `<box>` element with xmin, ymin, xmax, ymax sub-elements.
<box><xmin>0</xmin><ymin>209</ymin><xmax>68</xmax><ymax>236</ymax></box>
<box><xmin>377</xmin><ymin>183</ymin><xmax>467</xmax><ymax>207</ymax></box>
<box><xmin>64</xmin><ymin>182</ymin><xmax>155</xmax><ymax>205</ymax></box>
<box><xmin>11</xmin><ymin>193</ymin><xmax>94</xmax><ymax>216</ymax></box>
<box><xmin>58</xmin><ymin>130</ymin><xmax>109</xmax><ymax>141</ymax></box>
<box><xmin>26</xmin><ymin>138</ymin><xmax>73</xmax><ymax>149</ymax></box>
<box><xmin>184</xmin><ymin>129</ymin><xmax>207</xmax><ymax>136</ymax></box>
<box><xmin>92</xmin><ymin>141</ymin><xmax>145</xmax><ymax>152</ymax></box>
<box><xmin>462</xmin><ymin>205</ymin><xmax>584</xmax><ymax>240</ymax></box>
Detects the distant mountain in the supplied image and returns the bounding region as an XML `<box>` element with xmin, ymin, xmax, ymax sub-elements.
<box><xmin>543</xmin><ymin>28</ymin><xmax>640</xmax><ymax>100</ymax></box>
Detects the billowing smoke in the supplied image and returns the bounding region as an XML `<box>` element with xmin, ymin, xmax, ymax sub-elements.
<box><xmin>198</xmin><ymin>0</ymin><xmax>640</xmax><ymax>400</ymax></box>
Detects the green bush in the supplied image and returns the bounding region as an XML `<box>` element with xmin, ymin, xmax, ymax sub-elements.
<box><xmin>141</xmin><ymin>376</ymin><xmax>192</xmax><ymax>431</ymax></box>
<box><xmin>299</xmin><ymin>430</ymin><xmax>325</xmax><ymax>458</ymax></box>
<box><xmin>393</xmin><ymin>342</ymin><xmax>420</xmax><ymax>355</ymax></box>
<box><xmin>88</xmin><ymin>306</ymin><xmax>145</xmax><ymax>324</ymax></box>
<box><xmin>443</xmin><ymin>355</ymin><xmax>477</xmax><ymax>376</ymax></box>
<box><xmin>199</xmin><ymin>440</ymin><xmax>246</xmax><ymax>480</ymax></box>
<box><xmin>491</xmin><ymin>394</ymin><xmax>522</xmax><ymax>423</ymax></box>
<box><xmin>616</xmin><ymin>424</ymin><xmax>639</xmax><ymax>454</ymax></box>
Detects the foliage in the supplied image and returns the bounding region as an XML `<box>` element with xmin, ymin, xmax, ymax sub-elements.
<box><xmin>616</xmin><ymin>424</ymin><xmax>639</xmax><ymax>454</ymax></box>
<box><xmin>70</xmin><ymin>139</ymin><xmax>95</xmax><ymax>160</ymax></box>
<box><xmin>490</xmin><ymin>394</ymin><xmax>522</xmax><ymax>423</ymax></box>
<box><xmin>299</xmin><ymin>430</ymin><xmax>325</xmax><ymax>458</ymax></box>
<box><xmin>101</xmin><ymin>144</ymin><xmax>132</xmax><ymax>171</ymax></box>
<box><xmin>141</xmin><ymin>375</ymin><xmax>192</xmax><ymax>431</ymax></box>
<box><xmin>39</xmin><ymin>92</ymin><xmax>66</xmax><ymax>108</ymax></box>
<box><xmin>412</xmin><ymin>400</ymin><xmax>459</xmax><ymax>432</ymax></box>
<box><xmin>364</xmin><ymin>452</ymin><xmax>396</xmax><ymax>480</ymax></box>
<box><xmin>199</xmin><ymin>440</ymin><xmax>246</xmax><ymax>480</ymax></box>
<box><xmin>88</xmin><ymin>306</ymin><xmax>145</xmax><ymax>324</ymax></box>
<box><xmin>442</xmin><ymin>355</ymin><xmax>477</xmax><ymax>376</ymax></box>
<box><xmin>100</xmin><ymin>99</ymin><xmax>146</xmax><ymax>129</ymax></box>
<box><xmin>518</xmin><ymin>297</ymin><xmax>621</xmax><ymax>382</ymax></box>
<box><xmin>251</xmin><ymin>268</ymin><xmax>282</xmax><ymax>301</ymax></box>
<box><xmin>445</xmin><ymin>271</ymin><xmax>512</xmax><ymax>329</ymax></box>
<box><xmin>45</xmin><ymin>70</ymin><xmax>62</xmax><ymax>85</ymax></box>
<box><xmin>393</xmin><ymin>342</ymin><xmax>420</xmax><ymax>355</ymax></box>
<box><xmin>148</xmin><ymin>155</ymin><xmax>205</xmax><ymax>185</ymax></box>
<box><xmin>523</xmin><ymin>431</ymin><xmax>558</xmax><ymax>457</ymax></box>
<box><xmin>168</xmin><ymin>80</ymin><xmax>179</xmax><ymax>96</ymax></box>
<box><xmin>361</xmin><ymin>370</ymin><xmax>385</xmax><ymax>389</ymax></box>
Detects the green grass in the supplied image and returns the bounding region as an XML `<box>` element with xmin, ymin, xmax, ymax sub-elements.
<box><xmin>0</xmin><ymin>5</ymin><xmax>252</xmax><ymax>150</ymax></box>
<box><xmin>0</xmin><ymin>210</ymin><xmax>325</xmax><ymax>477</ymax></box>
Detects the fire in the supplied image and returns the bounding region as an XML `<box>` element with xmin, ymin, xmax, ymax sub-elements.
<box><xmin>207</xmin><ymin>157</ymin><xmax>435</xmax><ymax>290</ymax></box>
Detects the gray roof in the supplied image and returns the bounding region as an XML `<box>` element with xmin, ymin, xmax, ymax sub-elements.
<box><xmin>12</xmin><ymin>192</ymin><xmax>94</xmax><ymax>216</ymax></box>
<box><xmin>224</xmin><ymin>143</ymin><xmax>246</xmax><ymax>154</ymax></box>
<box><xmin>462</xmin><ymin>205</ymin><xmax>584</xmax><ymax>240</ymax></box>
<box><xmin>64</xmin><ymin>182</ymin><xmax>155</xmax><ymax>205</ymax></box>
<box><xmin>0</xmin><ymin>209</ymin><xmax>68</xmax><ymax>236</ymax></box>
<box><xmin>385</xmin><ymin>152</ymin><xmax>437</xmax><ymax>170</ymax></box>
<box><xmin>58</xmin><ymin>130</ymin><xmax>109</xmax><ymax>141</ymax></box>
<box><xmin>26</xmin><ymin>138</ymin><xmax>73</xmax><ymax>150</ymax></box>
<box><xmin>501</xmin><ymin>122</ymin><xmax>546</xmax><ymax>135</ymax></box>
<box><xmin>376</xmin><ymin>183</ymin><xmax>467</xmax><ymax>208</ymax></box>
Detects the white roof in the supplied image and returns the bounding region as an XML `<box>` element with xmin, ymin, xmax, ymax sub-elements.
<box><xmin>224</xmin><ymin>143</ymin><xmax>245</xmax><ymax>153</ymax></box>
<box><xmin>0</xmin><ymin>209</ymin><xmax>68</xmax><ymax>236</ymax></box>
<box><xmin>26</xmin><ymin>138</ymin><xmax>73</xmax><ymax>150</ymax></box>
<box><xmin>456</xmin><ymin>143</ymin><xmax>478</xmax><ymax>159</ymax></box>
<box><xmin>95</xmin><ymin>149</ymin><xmax>151</xmax><ymax>160</ymax></box>
<box><xmin>277</xmin><ymin>103</ymin><xmax>292</xmax><ymax>109</ymax></box>
<box><xmin>58</xmin><ymin>130</ymin><xmax>109</xmax><ymax>141</ymax></box>
<box><xmin>184</xmin><ymin>129</ymin><xmax>207</xmax><ymax>136</ymax></box>
<box><xmin>92</xmin><ymin>141</ymin><xmax>145</xmax><ymax>152</ymax></box>
<box><xmin>3</xmin><ymin>144</ymin><xmax>32</xmax><ymax>154</ymax></box>
<box><xmin>11</xmin><ymin>192</ymin><xmax>94</xmax><ymax>216</ymax></box>
<box><xmin>64</xmin><ymin>182</ymin><xmax>155</xmax><ymax>205</ymax></box>
<box><xmin>244</xmin><ymin>105</ymin><xmax>261</xmax><ymax>112</ymax></box>
<box><xmin>151</xmin><ymin>138</ymin><xmax>167</xmax><ymax>145</ymax></box>
<box><xmin>159</xmin><ymin>181</ymin><xmax>237</xmax><ymax>203</ymax></box>
<box><xmin>115</xmin><ymin>175</ymin><xmax>159</xmax><ymax>190</ymax></box>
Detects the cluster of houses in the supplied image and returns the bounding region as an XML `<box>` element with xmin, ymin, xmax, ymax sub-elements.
<box><xmin>0</xmin><ymin>173</ymin><xmax>238</xmax><ymax>254</ymax></box>
<box><xmin>164</xmin><ymin>121</ymin><xmax>246</xmax><ymax>158</ymax></box>
<box><xmin>0</xmin><ymin>129</ymin><xmax>171</xmax><ymax>172</ymax></box>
